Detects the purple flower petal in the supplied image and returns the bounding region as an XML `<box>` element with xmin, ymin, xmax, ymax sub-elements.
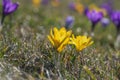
<box><xmin>111</xmin><ymin>11</ymin><xmax>120</xmax><ymax>27</ymax></box>
<box><xmin>86</xmin><ymin>10</ymin><xmax>103</xmax><ymax>24</ymax></box>
<box><xmin>101</xmin><ymin>3</ymin><xmax>113</xmax><ymax>15</ymax></box>
<box><xmin>2</xmin><ymin>0</ymin><xmax>11</xmax><ymax>8</ymax></box>
<box><xmin>2</xmin><ymin>0</ymin><xmax>19</xmax><ymax>15</ymax></box>
<box><xmin>7</xmin><ymin>3</ymin><xmax>19</xmax><ymax>14</ymax></box>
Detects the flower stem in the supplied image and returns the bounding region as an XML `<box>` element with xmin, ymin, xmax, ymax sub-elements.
<box><xmin>90</xmin><ymin>23</ymin><xmax>96</xmax><ymax>36</ymax></box>
<box><xmin>115</xmin><ymin>27</ymin><xmax>120</xmax><ymax>48</ymax></box>
<box><xmin>116</xmin><ymin>26</ymin><xmax>120</xmax><ymax>36</ymax></box>
<box><xmin>1</xmin><ymin>15</ymin><xmax>5</xmax><ymax>25</ymax></box>
<box><xmin>91</xmin><ymin>23</ymin><xmax>96</xmax><ymax>33</ymax></box>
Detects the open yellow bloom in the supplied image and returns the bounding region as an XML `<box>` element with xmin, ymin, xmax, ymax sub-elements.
<box><xmin>48</xmin><ymin>27</ymin><xmax>72</xmax><ymax>52</ymax></box>
<box><xmin>32</xmin><ymin>0</ymin><xmax>41</xmax><ymax>7</ymax></box>
<box><xmin>69</xmin><ymin>34</ymin><xmax>93</xmax><ymax>51</ymax></box>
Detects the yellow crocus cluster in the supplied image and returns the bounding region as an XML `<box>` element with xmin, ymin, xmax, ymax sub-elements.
<box><xmin>32</xmin><ymin>0</ymin><xmax>41</xmax><ymax>7</ymax></box>
<box><xmin>48</xmin><ymin>27</ymin><xmax>72</xmax><ymax>52</ymax></box>
<box><xmin>69</xmin><ymin>34</ymin><xmax>93</xmax><ymax>51</ymax></box>
<box><xmin>48</xmin><ymin>27</ymin><xmax>93</xmax><ymax>52</ymax></box>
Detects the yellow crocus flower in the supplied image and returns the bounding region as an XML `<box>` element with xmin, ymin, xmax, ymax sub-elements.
<box><xmin>75</xmin><ymin>3</ymin><xmax>84</xmax><ymax>14</ymax></box>
<box><xmin>69</xmin><ymin>34</ymin><xmax>93</xmax><ymax>51</ymax></box>
<box><xmin>48</xmin><ymin>27</ymin><xmax>72</xmax><ymax>52</ymax></box>
<box><xmin>32</xmin><ymin>0</ymin><xmax>41</xmax><ymax>7</ymax></box>
<box><xmin>51</xmin><ymin>0</ymin><xmax>60</xmax><ymax>7</ymax></box>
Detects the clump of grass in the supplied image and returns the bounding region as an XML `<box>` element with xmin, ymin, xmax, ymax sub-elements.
<box><xmin>0</xmin><ymin>29</ymin><xmax>119</xmax><ymax>80</ymax></box>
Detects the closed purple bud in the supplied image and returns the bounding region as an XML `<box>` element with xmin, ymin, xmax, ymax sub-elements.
<box><xmin>111</xmin><ymin>11</ymin><xmax>120</xmax><ymax>28</ymax></box>
<box><xmin>101</xmin><ymin>18</ymin><xmax>110</xmax><ymax>27</ymax></box>
<box><xmin>65</xmin><ymin>16</ymin><xmax>74</xmax><ymax>29</ymax></box>
<box><xmin>111</xmin><ymin>11</ymin><xmax>120</xmax><ymax>45</ymax></box>
<box><xmin>111</xmin><ymin>11</ymin><xmax>120</xmax><ymax>35</ymax></box>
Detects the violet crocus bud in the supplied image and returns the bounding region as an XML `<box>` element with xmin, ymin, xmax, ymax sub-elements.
<box><xmin>1</xmin><ymin>0</ymin><xmax>19</xmax><ymax>25</ymax></box>
<box><xmin>65</xmin><ymin>16</ymin><xmax>74</xmax><ymax>29</ymax></box>
<box><xmin>101</xmin><ymin>18</ymin><xmax>110</xmax><ymax>27</ymax></box>
<box><xmin>111</xmin><ymin>11</ymin><xmax>120</xmax><ymax>48</ymax></box>
<box><xmin>111</xmin><ymin>11</ymin><xmax>120</xmax><ymax>35</ymax></box>
<box><xmin>86</xmin><ymin>10</ymin><xmax>103</xmax><ymax>36</ymax></box>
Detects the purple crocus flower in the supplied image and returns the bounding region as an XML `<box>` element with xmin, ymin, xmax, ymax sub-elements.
<box><xmin>1</xmin><ymin>0</ymin><xmax>19</xmax><ymax>24</ymax></box>
<box><xmin>111</xmin><ymin>11</ymin><xmax>120</xmax><ymax>48</ymax></box>
<box><xmin>111</xmin><ymin>11</ymin><xmax>120</xmax><ymax>34</ymax></box>
<box><xmin>41</xmin><ymin>0</ymin><xmax>49</xmax><ymax>5</ymax></box>
<box><xmin>101</xmin><ymin>3</ymin><xmax>113</xmax><ymax>16</ymax></box>
<box><xmin>86</xmin><ymin>10</ymin><xmax>103</xmax><ymax>32</ymax></box>
<box><xmin>68</xmin><ymin>2</ymin><xmax>75</xmax><ymax>11</ymax></box>
<box><xmin>65</xmin><ymin>16</ymin><xmax>74</xmax><ymax>29</ymax></box>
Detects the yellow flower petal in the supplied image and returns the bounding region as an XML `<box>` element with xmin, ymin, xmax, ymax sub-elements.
<box><xmin>32</xmin><ymin>0</ymin><xmax>41</xmax><ymax>7</ymax></box>
<box><xmin>48</xmin><ymin>27</ymin><xmax>72</xmax><ymax>52</ymax></box>
<box><xmin>48</xmin><ymin>35</ymin><xmax>55</xmax><ymax>46</ymax></box>
<box><xmin>69</xmin><ymin>35</ymin><xmax>93</xmax><ymax>51</ymax></box>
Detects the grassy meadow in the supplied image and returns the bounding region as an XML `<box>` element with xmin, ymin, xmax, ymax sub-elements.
<box><xmin>0</xmin><ymin>0</ymin><xmax>120</xmax><ymax>80</ymax></box>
